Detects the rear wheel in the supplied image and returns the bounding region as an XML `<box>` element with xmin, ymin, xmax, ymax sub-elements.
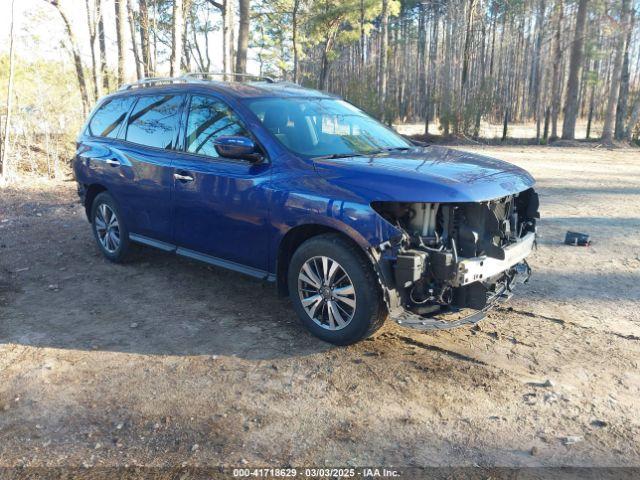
<box><xmin>90</xmin><ymin>192</ymin><xmax>131</xmax><ymax>263</ymax></box>
<box><xmin>288</xmin><ymin>233</ymin><xmax>387</xmax><ymax>345</ymax></box>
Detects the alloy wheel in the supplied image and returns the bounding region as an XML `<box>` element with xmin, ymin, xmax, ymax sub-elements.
<box><xmin>94</xmin><ymin>203</ymin><xmax>120</xmax><ymax>253</ymax></box>
<box><xmin>297</xmin><ymin>256</ymin><xmax>356</xmax><ymax>330</ymax></box>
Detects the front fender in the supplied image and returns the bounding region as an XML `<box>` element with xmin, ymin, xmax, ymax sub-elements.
<box><xmin>273</xmin><ymin>193</ymin><xmax>402</xmax><ymax>249</ymax></box>
<box><xmin>268</xmin><ymin>187</ymin><xmax>404</xmax><ymax>276</ymax></box>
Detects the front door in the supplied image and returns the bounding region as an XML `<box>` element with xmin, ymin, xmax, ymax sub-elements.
<box><xmin>172</xmin><ymin>94</ymin><xmax>271</xmax><ymax>274</ymax></box>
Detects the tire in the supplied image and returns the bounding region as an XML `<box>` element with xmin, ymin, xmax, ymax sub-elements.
<box><xmin>287</xmin><ymin>233</ymin><xmax>387</xmax><ymax>345</ymax></box>
<box><xmin>90</xmin><ymin>192</ymin><xmax>131</xmax><ymax>263</ymax></box>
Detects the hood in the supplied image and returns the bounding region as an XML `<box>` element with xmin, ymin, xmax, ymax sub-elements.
<box><xmin>313</xmin><ymin>146</ymin><xmax>536</xmax><ymax>203</ymax></box>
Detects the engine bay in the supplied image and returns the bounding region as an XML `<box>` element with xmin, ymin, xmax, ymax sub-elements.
<box><xmin>372</xmin><ymin>188</ymin><xmax>540</xmax><ymax>318</ymax></box>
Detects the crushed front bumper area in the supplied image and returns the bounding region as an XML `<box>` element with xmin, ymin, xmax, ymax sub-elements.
<box><xmin>372</xmin><ymin>232</ymin><xmax>536</xmax><ymax>332</ymax></box>
<box><xmin>389</xmin><ymin>260</ymin><xmax>531</xmax><ymax>331</ymax></box>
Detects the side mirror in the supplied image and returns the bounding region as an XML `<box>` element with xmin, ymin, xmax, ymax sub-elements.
<box><xmin>213</xmin><ymin>135</ymin><xmax>263</xmax><ymax>163</ymax></box>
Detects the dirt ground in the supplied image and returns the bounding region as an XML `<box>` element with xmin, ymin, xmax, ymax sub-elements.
<box><xmin>0</xmin><ymin>145</ymin><xmax>639</xmax><ymax>472</ymax></box>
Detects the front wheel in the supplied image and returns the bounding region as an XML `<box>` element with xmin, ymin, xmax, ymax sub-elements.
<box><xmin>287</xmin><ymin>234</ymin><xmax>387</xmax><ymax>345</ymax></box>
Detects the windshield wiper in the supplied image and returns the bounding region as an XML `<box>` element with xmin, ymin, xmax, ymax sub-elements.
<box><xmin>312</xmin><ymin>152</ymin><xmax>371</xmax><ymax>160</ymax></box>
<box><xmin>382</xmin><ymin>146</ymin><xmax>413</xmax><ymax>152</ymax></box>
<box><xmin>312</xmin><ymin>147</ymin><xmax>412</xmax><ymax>160</ymax></box>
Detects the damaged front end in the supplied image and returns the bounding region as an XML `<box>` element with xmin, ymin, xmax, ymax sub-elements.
<box><xmin>370</xmin><ymin>188</ymin><xmax>540</xmax><ymax>330</ymax></box>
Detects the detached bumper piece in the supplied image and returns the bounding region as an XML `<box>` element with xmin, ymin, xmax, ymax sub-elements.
<box><xmin>454</xmin><ymin>232</ymin><xmax>535</xmax><ymax>286</ymax></box>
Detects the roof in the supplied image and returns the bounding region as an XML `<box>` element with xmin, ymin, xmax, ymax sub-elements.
<box><xmin>111</xmin><ymin>78</ymin><xmax>334</xmax><ymax>101</ymax></box>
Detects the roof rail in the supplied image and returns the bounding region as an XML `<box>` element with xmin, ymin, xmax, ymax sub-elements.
<box><xmin>181</xmin><ymin>72</ymin><xmax>275</xmax><ymax>83</ymax></box>
<box><xmin>118</xmin><ymin>77</ymin><xmax>187</xmax><ymax>91</ymax></box>
<box><xmin>117</xmin><ymin>72</ymin><xmax>276</xmax><ymax>91</ymax></box>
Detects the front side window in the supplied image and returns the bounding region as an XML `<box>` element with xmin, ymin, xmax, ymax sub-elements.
<box><xmin>125</xmin><ymin>94</ymin><xmax>184</xmax><ymax>149</ymax></box>
<box><xmin>87</xmin><ymin>96</ymin><xmax>135</xmax><ymax>138</ymax></box>
<box><xmin>185</xmin><ymin>95</ymin><xmax>250</xmax><ymax>158</ymax></box>
<box><xmin>246</xmin><ymin>98</ymin><xmax>411</xmax><ymax>157</ymax></box>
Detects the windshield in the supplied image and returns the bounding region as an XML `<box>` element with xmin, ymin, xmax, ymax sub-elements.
<box><xmin>246</xmin><ymin>98</ymin><xmax>412</xmax><ymax>157</ymax></box>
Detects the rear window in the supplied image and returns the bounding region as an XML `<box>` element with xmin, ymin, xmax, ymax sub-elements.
<box><xmin>125</xmin><ymin>94</ymin><xmax>184</xmax><ymax>149</ymax></box>
<box><xmin>87</xmin><ymin>96</ymin><xmax>135</xmax><ymax>138</ymax></box>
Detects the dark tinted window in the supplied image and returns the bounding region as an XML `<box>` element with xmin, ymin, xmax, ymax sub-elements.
<box><xmin>88</xmin><ymin>96</ymin><xmax>134</xmax><ymax>138</ymax></box>
<box><xmin>125</xmin><ymin>94</ymin><xmax>184</xmax><ymax>149</ymax></box>
<box><xmin>185</xmin><ymin>95</ymin><xmax>249</xmax><ymax>157</ymax></box>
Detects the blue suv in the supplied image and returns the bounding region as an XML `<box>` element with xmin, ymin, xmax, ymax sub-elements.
<box><xmin>74</xmin><ymin>74</ymin><xmax>539</xmax><ymax>345</ymax></box>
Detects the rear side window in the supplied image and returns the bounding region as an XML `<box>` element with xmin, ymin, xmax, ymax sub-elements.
<box><xmin>87</xmin><ymin>96</ymin><xmax>135</xmax><ymax>138</ymax></box>
<box><xmin>185</xmin><ymin>95</ymin><xmax>249</xmax><ymax>158</ymax></box>
<box><xmin>125</xmin><ymin>94</ymin><xmax>184</xmax><ymax>149</ymax></box>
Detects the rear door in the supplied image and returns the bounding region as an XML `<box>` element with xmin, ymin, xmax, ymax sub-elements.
<box><xmin>116</xmin><ymin>93</ymin><xmax>186</xmax><ymax>243</ymax></box>
<box><xmin>172</xmin><ymin>94</ymin><xmax>271</xmax><ymax>274</ymax></box>
<box><xmin>76</xmin><ymin>95</ymin><xmax>137</xmax><ymax>222</ymax></box>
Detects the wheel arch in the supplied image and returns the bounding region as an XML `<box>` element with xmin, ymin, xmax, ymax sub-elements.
<box><xmin>276</xmin><ymin>222</ymin><xmax>371</xmax><ymax>297</ymax></box>
<box><xmin>83</xmin><ymin>183</ymin><xmax>108</xmax><ymax>221</ymax></box>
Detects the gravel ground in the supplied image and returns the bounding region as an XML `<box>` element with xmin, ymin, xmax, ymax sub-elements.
<box><xmin>0</xmin><ymin>145</ymin><xmax>639</xmax><ymax>472</ymax></box>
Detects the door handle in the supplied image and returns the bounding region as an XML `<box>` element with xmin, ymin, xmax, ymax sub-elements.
<box><xmin>174</xmin><ymin>172</ymin><xmax>194</xmax><ymax>182</ymax></box>
<box><xmin>106</xmin><ymin>158</ymin><xmax>120</xmax><ymax>167</ymax></box>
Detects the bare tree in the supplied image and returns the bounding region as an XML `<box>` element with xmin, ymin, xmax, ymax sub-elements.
<box><xmin>85</xmin><ymin>0</ymin><xmax>101</xmax><ymax>100</ymax></box>
<box><xmin>292</xmin><ymin>0</ymin><xmax>301</xmax><ymax>82</ymax></box>
<box><xmin>1</xmin><ymin>0</ymin><xmax>16</xmax><ymax>180</ymax></box>
<box><xmin>378</xmin><ymin>0</ymin><xmax>389</xmax><ymax>120</ymax></box>
<box><xmin>115</xmin><ymin>0</ymin><xmax>127</xmax><ymax>85</ymax></box>
<box><xmin>170</xmin><ymin>0</ymin><xmax>184</xmax><ymax>76</ymax></box>
<box><xmin>561</xmin><ymin>0</ymin><xmax>588</xmax><ymax>140</ymax></box>
<box><xmin>204</xmin><ymin>0</ymin><xmax>233</xmax><ymax>77</ymax></box>
<box><xmin>603</xmin><ymin>0</ymin><xmax>631</xmax><ymax>144</ymax></box>
<box><xmin>532</xmin><ymin>0</ymin><xmax>547</xmax><ymax>141</ymax></box>
<box><xmin>224</xmin><ymin>0</ymin><xmax>236</xmax><ymax>76</ymax></box>
<box><xmin>236</xmin><ymin>0</ymin><xmax>250</xmax><ymax>75</ymax></box>
<box><xmin>139</xmin><ymin>0</ymin><xmax>152</xmax><ymax>76</ymax></box>
<box><xmin>615</xmin><ymin>9</ymin><xmax>634</xmax><ymax>140</ymax></box>
<box><xmin>550</xmin><ymin>0</ymin><xmax>563</xmax><ymax>139</ymax></box>
<box><xmin>46</xmin><ymin>0</ymin><xmax>90</xmax><ymax>115</ymax></box>
<box><xmin>128</xmin><ymin>0</ymin><xmax>143</xmax><ymax>80</ymax></box>
<box><xmin>97</xmin><ymin>0</ymin><xmax>109</xmax><ymax>90</ymax></box>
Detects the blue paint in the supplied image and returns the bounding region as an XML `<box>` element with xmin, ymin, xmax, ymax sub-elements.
<box><xmin>74</xmin><ymin>82</ymin><xmax>536</xmax><ymax>278</ymax></box>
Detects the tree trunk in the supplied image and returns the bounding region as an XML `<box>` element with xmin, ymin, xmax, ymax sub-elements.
<box><xmin>85</xmin><ymin>0</ymin><xmax>100</xmax><ymax>100</ymax></box>
<box><xmin>115</xmin><ymin>0</ymin><xmax>127</xmax><ymax>85</ymax></box>
<box><xmin>425</xmin><ymin>5</ymin><xmax>439</xmax><ymax>135</ymax></box>
<box><xmin>586</xmin><ymin>80</ymin><xmax>595</xmax><ymax>138</ymax></box>
<box><xmin>235</xmin><ymin>0</ymin><xmax>250</xmax><ymax>76</ymax></box>
<box><xmin>359</xmin><ymin>0</ymin><xmax>365</xmax><ymax>71</ymax></box>
<box><xmin>127</xmin><ymin>0</ymin><xmax>143</xmax><ymax>80</ymax></box>
<box><xmin>378</xmin><ymin>0</ymin><xmax>389</xmax><ymax>120</ymax></box>
<box><xmin>223</xmin><ymin>0</ymin><xmax>235</xmax><ymax>77</ymax></box>
<box><xmin>615</xmin><ymin>8</ymin><xmax>634</xmax><ymax>140</ymax></box>
<box><xmin>170</xmin><ymin>0</ymin><xmax>184</xmax><ymax>76</ymax></box>
<box><xmin>461</xmin><ymin>0</ymin><xmax>475</xmax><ymax>91</ymax></box>
<box><xmin>550</xmin><ymin>0</ymin><xmax>563</xmax><ymax>139</ymax></box>
<box><xmin>625</xmin><ymin>92</ymin><xmax>640</xmax><ymax>141</ymax></box>
<box><xmin>97</xmin><ymin>0</ymin><xmax>108</xmax><ymax>90</ymax></box>
<box><xmin>602</xmin><ymin>0</ymin><xmax>630</xmax><ymax>144</ymax></box>
<box><xmin>139</xmin><ymin>0</ymin><xmax>151</xmax><ymax>77</ymax></box>
<box><xmin>182</xmin><ymin>1</ymin><xmax>191</xmax><ymax>71</ymax></box>
<box><xmin>533</xmin><ymin>0</ymin><xmax>546</xmax><ymax>141</ymax></box>
<box><xmin>49</xmin><ymin>0</ymin><xmax>90</xmax><ymax>115</ymax></box>
<box><xmin>1</xmin><ymin>0</ymin><xmax>16</xmax><ymax>180</ymax></box>
<box><xmin>319</xmin><ymin>39</ymin><xmax>333</xmax><ymax>90</ymax></box>
<box><xmin>561</xmin><ymin>0</ymin><xmax>588</xmax><ymax>140</ymax></box>
<box><xmin>292</xmin><ymin>0</ymin><xmax>300</xmax><ymax>82</ymax></box>
<box><xmin>543</xmin><ymin>106</ymin><xmax>550</xmax><ymax>140</ymax></box>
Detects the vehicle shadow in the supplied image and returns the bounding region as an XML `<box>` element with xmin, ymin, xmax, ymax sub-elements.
<box><xmin>0</xmin><ymin>237</ymin><xmax>336</xmax><ymax>361</ymax></box>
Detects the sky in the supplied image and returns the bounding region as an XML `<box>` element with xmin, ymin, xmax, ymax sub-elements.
<box><xmin>0</xmin><ymin>0</ymin><xmax>230</xmax><ymax>83</ymax></box>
